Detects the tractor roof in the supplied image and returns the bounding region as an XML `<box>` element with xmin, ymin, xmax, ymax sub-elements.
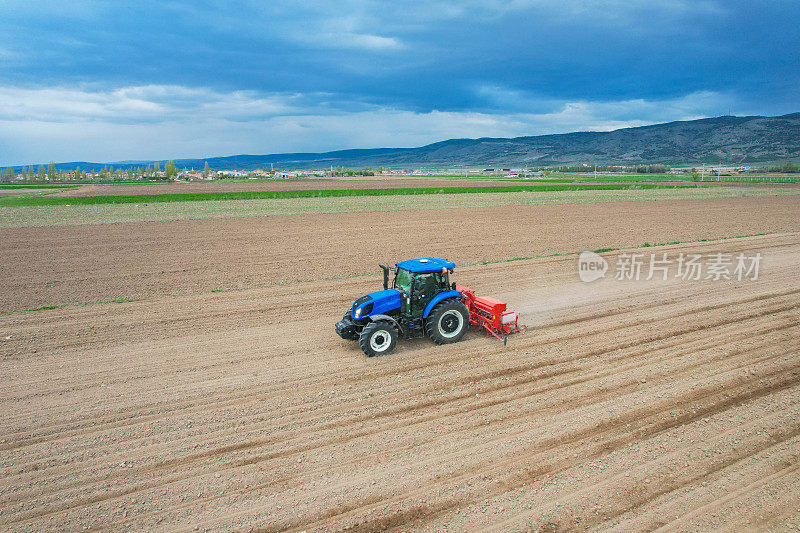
<box><xmin>395</xmin><ymin>257</ymin><xmax>456</xmax><ymax>273</ymax></box>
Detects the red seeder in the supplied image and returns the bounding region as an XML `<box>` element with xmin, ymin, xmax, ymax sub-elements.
<box><xmin>455</xmin><ymin>284</ymin><xmax>527</xmax><ymax>344</ymax></box>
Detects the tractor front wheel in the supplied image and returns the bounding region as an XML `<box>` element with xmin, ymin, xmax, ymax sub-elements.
<box><xmin>426</xmin><ymin>299</ymin><xmax>469</xmax><ymax>344</ymax></box>
<box><xmin>359</xmin><ymin>321</ymin><xmax>398</xmax><ymax>357</ymax></box>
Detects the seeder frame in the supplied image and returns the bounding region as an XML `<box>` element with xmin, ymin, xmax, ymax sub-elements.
<box><xmin>455</xmin><ymin>285</ymin><xmax>527</xmax><ymax>344</ymax></box>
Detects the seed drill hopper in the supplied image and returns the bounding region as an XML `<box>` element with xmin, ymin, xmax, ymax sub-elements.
<box><xmin>456</xmin><ymin>284</ymin><xmax>527</xmax><ymax>344</ymax></box>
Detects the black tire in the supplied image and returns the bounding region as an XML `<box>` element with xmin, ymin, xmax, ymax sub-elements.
<box><xmin>426</xmin><ymin>299</ymin><xmax>469</xmax><ymax>345</ymax></box>
<box><xmin>359</xmin><ymin>321</ymin><xmax>398</xmax><ymax>357</ymax></box>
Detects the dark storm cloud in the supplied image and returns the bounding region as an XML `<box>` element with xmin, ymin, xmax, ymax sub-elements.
<box><xmin>1</xmin><ymin>0</ymin><xmax>797</xmax><ymax>163</ymax></box>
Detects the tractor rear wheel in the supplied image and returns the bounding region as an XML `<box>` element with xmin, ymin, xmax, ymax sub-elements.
<box><xmin>359</xmin><ymin>321</ymin><xmax>398</xmax><ymax>357</ymax></box>
<box><xmin>426</xmin><ymin>299</ymin><xmax>469</xmax><ymax>344</ymax></box>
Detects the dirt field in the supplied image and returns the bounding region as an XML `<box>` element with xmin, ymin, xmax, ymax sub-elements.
<box><xmin>47</xmin><ymin>178</ymin><xmax>531</xmax><ymax>197</ymax></box>
<box><xmin>0</xmin><ymin>188</ymin><xmax>53</xmax><ymax>197</ymax></box>
<box><xmin>2</xmin><ymin>196</ymin><xmax>800</xmax><ymax>531</ymax></box>
<box><xmin>1</xmin><ymin>230</ymin><xmax>799</xmax><ymax>531</ymax></box>
<box><xmin>40</xmin><ymin>179</ymin><xmax>800</xmax><ymax>199</ymax></box>
<box><xmin>1</xmin><ymin>195</ymin><xmax>799</xmax><ymax>313</ymax></box>
<box><xmin>4</xmin><ymin>187</ymin><xmax>799</xmax><ymax>228</ymax></box>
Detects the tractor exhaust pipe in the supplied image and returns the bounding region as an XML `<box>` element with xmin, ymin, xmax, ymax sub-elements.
<box><xmin>380</xmin><ymin>264</ymin><xmax>389</xmax><ymax>290</ymax></box>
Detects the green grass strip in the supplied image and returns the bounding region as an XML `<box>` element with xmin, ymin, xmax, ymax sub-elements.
<box><xmin>0</xmin><ymin>183</ymin><xmax>695</xmax><ymax>207</ymax></box>
<box><xmin>0</xmin><ymin>297</ymin><xmax>146</xmax><ymax>316</ymax></box>
<box><xmin>5</xmin><ymin>230</ymin><xmax>795</xmax><ymax>315</ymax></box>
<box><xmin>475</xmin><ymin>230</ymin><xmax>796</xmax><ymax>265</ymax></box>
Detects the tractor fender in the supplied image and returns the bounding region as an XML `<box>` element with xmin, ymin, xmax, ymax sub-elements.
<box><xmin>369</xmin><ymin>314</ymin><xmax>401</xmax><ymax>331</ymax></box>
<box><xmin>422</xmin><ymin>290</ymin><xmax>463</xmax><ymax>319</ymax></box>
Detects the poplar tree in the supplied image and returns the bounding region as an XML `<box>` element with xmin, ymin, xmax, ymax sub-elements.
<box><xmin>165</xmin><ymin>160</ymin><xmax>178</xmax><ymax>179</ymax></box>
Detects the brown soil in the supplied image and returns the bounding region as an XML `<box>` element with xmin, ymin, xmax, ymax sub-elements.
<box><xmin>48</xmin><ymin>178</ymin><xmax>532</xmax><ymax>197</ymax></box>
<box><xmin>0</xmin><ymin>189</ymin><xmax>52</xmax><ymax>197</ymax></box>
<box><xmin>44</xmin><ymin>179</ymin><xmax>800</xmax><ymax>198</ymax></box>
<box><xmin>1</xmin><ymin>195</ymin><xmax>798</xmax><ymax>312</ymax></box>
<box><xmin>1</xmin><ymin>199</ymin><xmax>799</xmax><ymax>531</ymax></box>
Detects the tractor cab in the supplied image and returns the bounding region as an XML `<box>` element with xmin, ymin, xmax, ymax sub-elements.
<box><xmin>391</xmin><ymin>258</ymin><xmax>454</xmax><ymax>317</ymax></box>
<box><xmin>335</xmin><ymin>257</ymin><xmax>467</xmax><ymax>356</ymax></box>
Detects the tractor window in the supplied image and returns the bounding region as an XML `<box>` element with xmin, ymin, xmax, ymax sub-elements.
<box><xmin>394</xmin><ymin>268</ymin><xmax>413</xmax><ymax>293</ymax></box>
<box><xmin>414</xmin><ymin>273</ymin><xmax>441</xmax><ymax>298</ymax></box>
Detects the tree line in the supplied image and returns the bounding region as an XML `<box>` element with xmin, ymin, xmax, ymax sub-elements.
<box><xmin>549</xmin><ymin>164</ymin><xmax>671</xmax><ymax>173</ymax></box>
<box><xmin>2</xmin><ymin>160</ymin><xmax>187</xmax><ymax>182</ymax></box>
<box><xmin>763</xmin><ymin>162</ymin><xmax>800</xmax><ymax>173</ymax></box>
<box><xmin>330</xmin><ymin>166</ymin><xmax>375</xmax><ymax>176</ymax></box>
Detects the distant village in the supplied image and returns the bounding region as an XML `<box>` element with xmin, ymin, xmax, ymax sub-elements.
<box><xmin>1</xmin><ymin>160</ymin><xmax>796</xmax><ymax>183</ymax></box>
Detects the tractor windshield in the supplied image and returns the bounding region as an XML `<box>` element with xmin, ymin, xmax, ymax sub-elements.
<box><xmin>394</xmin><ymin>268</ymin><xmax>413</xmax><ymax>293</ymax></box>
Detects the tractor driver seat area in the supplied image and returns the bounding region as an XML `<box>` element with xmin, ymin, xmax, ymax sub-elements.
<box><xmin>411</xmin><ymin>273</ymin><xmax>440</xmax><ymax>316</ymax></box>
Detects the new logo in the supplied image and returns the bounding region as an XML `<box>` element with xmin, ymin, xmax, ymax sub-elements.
<box><xmin>578</xmin><ymin>251</ymin><xmax>608</xmax><ymax>282</ymax></box>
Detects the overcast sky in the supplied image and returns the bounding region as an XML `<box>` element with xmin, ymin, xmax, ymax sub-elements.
<box><xmin>1</xmin><ymin>0</ymin><xmax>798</xmax><ymax>165</ymax></box>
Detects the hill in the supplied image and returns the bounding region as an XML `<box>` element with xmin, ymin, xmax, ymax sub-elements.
<box><xmin>32</xmin><ymin>112</ymin><xmax>800</xmax><ymax>171</ymax></box>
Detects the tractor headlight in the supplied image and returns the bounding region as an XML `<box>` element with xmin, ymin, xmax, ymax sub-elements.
<box><xmin>354</xmin><ymin>307</ymin><xmax>362</xmax><ymax>318</ymax></box>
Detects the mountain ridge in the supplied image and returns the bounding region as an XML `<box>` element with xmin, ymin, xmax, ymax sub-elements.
<box><xmin>21</xmin><ymin>112</ymin><xmax>800</xmax><ymax>171</ymax></box>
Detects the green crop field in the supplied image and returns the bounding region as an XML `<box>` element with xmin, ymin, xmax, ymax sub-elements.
<box><xmin>0</xmin><ymin>183</ymin><xmax>697</xmax><ymax>208</ymax></box>
<box><xmin>3</xmin><ymin>186</ymin><xmax>798</xmax><ymax>228</ymax></box>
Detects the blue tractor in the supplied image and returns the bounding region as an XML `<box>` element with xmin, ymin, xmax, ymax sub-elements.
<box><xmin>335</xmin><ymin>257</ymin><xmax>470</xmax><ymax>356</ymax></box>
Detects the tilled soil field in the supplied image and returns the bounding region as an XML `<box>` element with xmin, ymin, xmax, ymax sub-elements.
<box><xmin>0</xmin><ymin>189</ymin><xmax>55</xmax><ymax>197</ymax></box>
<box><xmin>42</xmin><ymin>179</ymin><xmax>800</xmax><ymax>199</ymax></box>
<box><xmin>2</xmin><ymin>195</ymin><xmax>799</xmax><ymax>312</ymax></box>
<box><xmin>47</xmin><ymin>178</ymin><xmax>531</xmax><ymax>197</ymax></box>
<box><xmin>1</xmin><ymin>232</ymin><xmax>799</xmax><ymax>531</ymax></box>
